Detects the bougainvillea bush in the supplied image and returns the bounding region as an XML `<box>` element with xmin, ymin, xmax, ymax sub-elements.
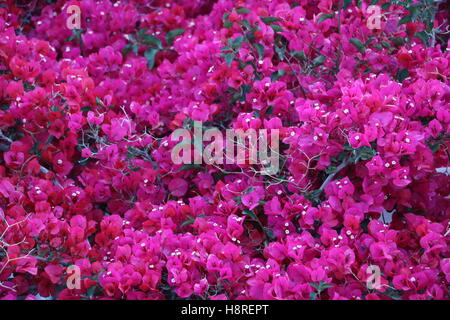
<box><xmin>0</xmin><ymin>0</ymin><xmax>449</xmax><ymax>300</ymax></box>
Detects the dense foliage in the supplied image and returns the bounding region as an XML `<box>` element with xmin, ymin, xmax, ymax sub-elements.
<box><xmin>0</xmin><ymin>0</ymin><xmax>449</xmax><ymax>300</ymax></box>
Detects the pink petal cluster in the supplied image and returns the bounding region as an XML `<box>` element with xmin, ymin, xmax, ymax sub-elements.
<box><xmin>0</xmin><ymin>0</ymin><xmax>448</xmax><ymax>300</ymax></box>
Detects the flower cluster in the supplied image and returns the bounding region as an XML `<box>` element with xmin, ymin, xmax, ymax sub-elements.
<box><xmin>0</xmin><ymin>0</ymin><xmax>448</xmax><ymax>300</ymax></box>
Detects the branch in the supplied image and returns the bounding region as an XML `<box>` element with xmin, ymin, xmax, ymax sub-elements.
<box><xmin>0</xmin><ymin>130</ymin><xmax>13</xmax><ymax>144</ymax></box>
<box><xmin>318</xmin><ymin>157</ymin><xmax>351</xmax><ymax>192</ymax></box>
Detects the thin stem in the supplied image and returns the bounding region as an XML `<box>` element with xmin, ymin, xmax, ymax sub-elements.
<box><xmin>318</xmin><ymin>157</ymin><xmax>350</xmax><ymax>192</ymax></box>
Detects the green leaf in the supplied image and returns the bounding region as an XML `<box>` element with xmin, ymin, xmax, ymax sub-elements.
<box><xmin>243</xmin><ymin>209</ymin><xmax>258</xmax><ymax>220</ymax></box>
<box><xmin>309</xmin><ymin>282</ymin><xmax>320</xmax><ymax>291</ymax></box>
<box><xmin>398</xmin><ymin>15</ymin><xmax>413</xmax><ymax>26</ymax></box>
<box><xmin>223</xmin><ymin>12</ymin><xmax>233</xmax><ymax>28</ymax></box>
<box><xmin>224</xmin><ymin>52</ymin><xmax>235</xmax><ymax>67</ymax></box>
<box><xmin>136</xmin><ymin>27</ymin><xmax>149</xmax><ymax>39</ymax></box>
<box><xmin>180</xmin><ymin>216</ymin><xmax>195</xmax><ymax>227</ymax></box>
<box><xmin>165</xmin><ymin>28</ymin><xmax>185</xmax><ymax>46</ymax></box>
<box><xmin>241</xmin><ymin>84</ymin><xmax>251</xmax><ymax>94</ymax></box>
<box><xmin>231</xmin><ymin>36</ymin><xmax>244</xmax><ymax>49</ymax></box>
<box><xmin>67</xmin><ymin>29</ymin><xmax>82</xmax><ymax>42</ymax></box>
<box><xmin>383</xmin><ymin>286</ymin><xmax>403</xmax><ymax>300</ymax></box>
<box><xmin>427</xmin><ymin>142</ymin><xmax>440</xmax><ymax>153</ymax></box>
<box><xmin>275</xmin><ymin>45</ymin><xmax>286</xmax><ymax>60</ymax></box>
<box><xmin>261</xmin><ymin>16</ymin><xmax>281</xmax><ymax>24</ymax></box>
<box><xmin>31</xmin><ymin>142</ymin><xmax>41</xmax><ymax>156</ymax></box>
<box><xmin>396</xmin><ymin>69</ymin><xmax>409</xmax><ymax>83</ymax></box>
<box><xmin>343</xmin><ymin>0</ymin><xmax>352</xmax><ymax>9</ymax></box>
<box><xmin>408</xmin><ymin>4</ymin><xmax>421</xmax><ymax>20</ymax></box>
<box><xmin>124</xmin><ymin>34</ymin><xmax>135</xmax><ymax>42</ymax></box>
<box><xmin>141</xmin><ymin>34</ymin><xmax>162</xmax><ymax>49</ymax></box>
<box><xmin>239</xmin><ymin>19</ymin><xmax>251</xmax><ymax>29</ymax></box>
<box><xmin>360</xmin><ymin>218</ymin><xmax>370</xmax><ymax>233</ymax></box>
<box><xmin>122</xmin><ymin>43</ymin><xmax>134</xmax><ymax>56</ymax></box>
<box><xmin>255</xmin><ymin>43</ymin><xmax>264</xmax><ymax>59</ymax></box>
<box><xmin>231</xmin><ymin>84</ymin><xmax>251</xmax><ymax>103</ymax></box>
<box><xmin>309</xmin><ymin>292</ymin><xmax>318</xmax><ymax>300</ymax></box>
<box><xmin>263</xmin><ymin>227</ymin><xmax>275</xmax><ymax>241</ymax></box>
<box><xmin>132</xmin><ymin>44</ymin><xmax>139</xmax><ymax>55</ymax></box>
<box><xmin>365</xmin><ymin>37</ymin><xmax>374</xmax><ymax>46</ymax></box>
<box><xmin>145</xmin><ymin>48</ymin><xmax>159</xmax><ymax>70</ymax></box>
<box><xmin>415</xmin><ymin>31</ymin><xmax>429</xmax><ymax>47</ymax></box>
<box><xmin>319</xmin><ymin>282</ymin><xmax>333</xmax><ymax>290</ymax></box>
<box><xmin>178</xmin><ymin>164</ymin><xmax>204</xmax><ymax>172</ymax></box>
<box><xmin>236</xmin><ymin>8</ymin><xmax>250</xmax><ymax>14</ymax></box>
<box><xmin>270</xmin><ymin>25</ymin><xmax>283</xmax><ymax>32</ymax></box>
<box><xmin>292</xmin><ymin>50</ymin><xmax>306</xmax><ymax>61</ymax></box>
<box><xmin>95</xmin><ymin>97</ymin><xmax>103</xmax><ymax>106</ymax></box>
<box><xmin>270</xmin><ymin>69</ymin><xmax>286</xmax><ymax>82</ymax></box>
<box><xmin>265</xmin><ymin>105</ymin><xmax>274</xmax><ymax>116</ymax></box>
<box><xmin>305</xmin><ymin>189</ymin><xmax>323</xmax><ymax>205</ymax></box>
<box><xmin>245</xmin><ymin>187</ymin><xmax>255</xmax><ymax>194</ymax></box>
<box><xmin>233</xmin><ymin>196</ymin><xmax>242</xmax><ymax>205</ymax></box>
<box><xmin>343</xmin><ymin>143</ymin><xmax>353</xmax><ymax>151</ymax></box>
<box><xmin>23</xmin><ymin>81</ymin><xmax>35</xmax><ymax>92</ymax></box>
<box><xmin>86</xmin><ymin>285</ymin><xmax>97</xmax><ymax>299</ymax></box>
<box><xmin>325</xmin><ymin>165</ymin><xmax>337</xmax><ymax>175</ymax></box>
<box><xmin>349</xmin><ymin>38</ymin><xmax>366</xmax><ymax>53</ymax></box>
<box><xmin>381</xmin><ymin>2</ymin><xmax>390</xmax><ymax>10</ymax></box>
<box><xmin>390</xmin><ymin>37</ymin><xmax>405</xmax><ymax>46</ymax></box>
<box><xmin>309</xmin><ymin>281</ymin><xmax>334</xmax><ymax>293</ymax></box>
<box><xmin>317</xmin><ymin>13</ymin><xmax>334</xmax><ymax>23</ymax></box>
<box><xmin>352</xmin><ymin>146</ymin><xmax>377</xmax><ymax>163</ymax></box>
<box><xmin>380</xmin><ymin>41</ymin><xmax>392</xmax><ymax>50</ymax></box>
<box><xmin>311</xmin><ymin>55</ymin><xmax>325</xmax><ymax>67</ymax></box>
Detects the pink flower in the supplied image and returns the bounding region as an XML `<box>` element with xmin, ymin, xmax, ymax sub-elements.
<box><xmin>169</xmin><ymin>178</ymin><xmax>188</xmax><ymax>197</ymax></box>
<box><xmin>349</xmin><ymin>132</ymin><xmax>370</xmax><ymax>148</ymax></box>
<box><xmin>52</xmin><ymin>153</ymin><xmax>73</xmax><ymax>175</ymax></box>
<box><xmin>0</xmin><ymin>0</ymin><xmax>447</xmax><ymax>301</ymax></box>
<box><xmin>44</xmin><ymin>264</ymin><xmax>64</xmax><ymax>284</ymax></box>
<box><xmin>242</xmin><ymin>187</ymin><xmax>264</xmax><ymax>210</ymax></box>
